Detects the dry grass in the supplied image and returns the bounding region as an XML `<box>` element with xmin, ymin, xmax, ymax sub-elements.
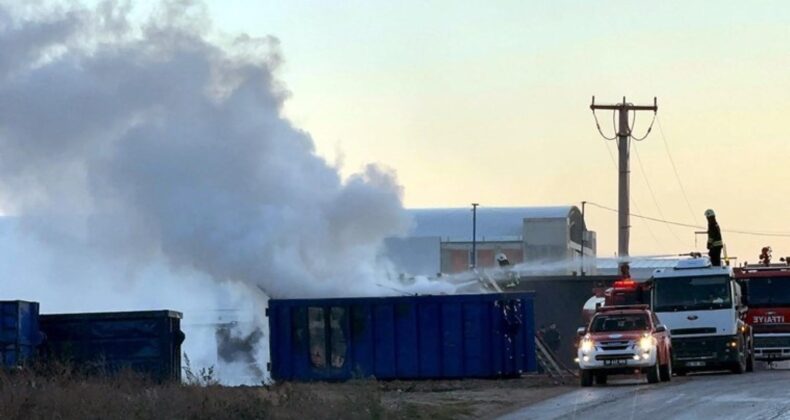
<box><xmin>0</xmin><ymin>366</ymin><xmax>567</xmax><ymax>420</ymax></box>
<box><xmin>0</xmin><ymin>368</ymin><xmax>384</xmax><ymax>420</ymax></box>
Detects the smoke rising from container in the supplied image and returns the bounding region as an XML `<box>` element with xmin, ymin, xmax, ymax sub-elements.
<box><xmin>0</xmin><ymin>1</ymin><xmax>409</xmax><ymax>383</ymax></box>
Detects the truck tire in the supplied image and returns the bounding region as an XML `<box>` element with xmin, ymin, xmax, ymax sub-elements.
<box><xmin>731</xmin><ymin>353</ymin><xmax>746</xmax><ymax>374</ymax></box>
<box><xmin>580</xmin><ymin>370</ymin><xmax>593</xmax><ymax>387</ymax></box>
<box><xmin>647</xmin><ymin>362</ymin><xmax>660</xmax><ymax>384</ymax></box>
<box><xmin>746</xmin><ymin>347</ymin><xmax>755</xmax><ymax>373</ymax></box>
<box><xmin>659</xmin><ymin>360</ymin><xmax>672</xmax><ymax>382</ymax></box>
<box><xmin>595</xmin><ymin>372</ymin><xmax>608</xmax><ymax>385</ymax></box>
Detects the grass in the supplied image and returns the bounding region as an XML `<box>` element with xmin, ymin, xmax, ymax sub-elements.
<box><xmin>0</xmin><ymin>360</ymin><xmax>564</xmax><ymax>419</ymax></box>
<box><xmin>0</xmin><ymin>366</ymin><xmax>476</xmax><ymax>420</ymax></box>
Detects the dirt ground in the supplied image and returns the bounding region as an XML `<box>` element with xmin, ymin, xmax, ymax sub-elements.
<box><xmin>377</xmin><ymin>376</ymin><xmax>575</xmax><ymax>419</ymax></box>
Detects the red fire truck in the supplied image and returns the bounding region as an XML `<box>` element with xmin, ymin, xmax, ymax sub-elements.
<box><xmin>582</xmin><ymin>279</ymin><xmax>651</xmax><ymax>324</ymax></box>
<box><xmin>735</xmin><ymin>247</ymin><xmax>790</xmax><ymax>362</ymax></box>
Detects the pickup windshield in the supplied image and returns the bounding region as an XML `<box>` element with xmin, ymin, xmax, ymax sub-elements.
<box><xmin>590</xmin><ymin>314</ymin><xmax>650</xmax><ymax>332</ymax></box>
<box><xmin>653</xmin><ymin>275</ymin><xmax>732</xmax><ymax>311</ymax></box>
<box><xmin>745</xmin><ymin>277</ymin><xmax>790</xmax><ymax>307</ymax></box>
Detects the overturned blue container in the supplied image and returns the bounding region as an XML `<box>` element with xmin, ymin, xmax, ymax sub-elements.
<box><xmin>39</xmin><ymin>310</ymin><xmax>185</xmax><ymax>381</ymax></box>
<box><xmin>268</xmin><ymin>292</ymin><xmax>536</xmax><ymax>381</ymax></box>
<box><xmin>0</xmin><ymin>300</ymin><xmax>43</xmax><ymax>367</ymax></box>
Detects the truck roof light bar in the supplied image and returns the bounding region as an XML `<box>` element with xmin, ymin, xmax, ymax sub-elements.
<box><xmin>612</xmin><ymin>279</ymin><xmax>638</xmax><ymax>289</ymax></box>
<box><xmin>597</xmin><ymin>304</ymin><xmax>650</xmax><ymax>312</ymax></box>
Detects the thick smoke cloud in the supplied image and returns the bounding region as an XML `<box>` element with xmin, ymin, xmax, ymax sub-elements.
<box><xmin>0</xmin><ymin>0</ymin><xmax>409</xmax><ymax>298</ymax></box>
<box><xmin>0</xmin><ymin>1</ymin><xmax>409</xmax><ymax>383</ymax></box>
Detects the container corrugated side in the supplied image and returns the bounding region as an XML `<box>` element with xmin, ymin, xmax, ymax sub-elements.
<box><xmin>268</xmin><ymin>292</ymin><xmax>536</xmax><ymax>381</ymax></box>
<box><xmin>0</xmin><ymin>300</ymin><xmax>42</xmax><ymax>367</ymax></box>
<box><xmin>40</xmin><ymin>310</ymin><xmax>184</xmax><ymax>381</ymax></box>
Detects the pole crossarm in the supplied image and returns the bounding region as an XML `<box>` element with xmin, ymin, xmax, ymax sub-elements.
<box><xmin>590</xmin><ymin>105</ymin><xmax>658</xmax><ymax>111</ymax></box>
<box><xmin>590</xmin><ymin>96</ymin><xmax>658</xmax><ymax>112</ymax></box>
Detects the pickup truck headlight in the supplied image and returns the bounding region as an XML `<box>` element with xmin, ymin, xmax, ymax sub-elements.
<box><xmin>638</xmin><ymin>335</ymin><xmax>656</xmax><ymax>352</ymax></box>
<box><xmin>580</xmin><ymin>337</ymin><xmax>594</xmax><ymax>353</ymax></box>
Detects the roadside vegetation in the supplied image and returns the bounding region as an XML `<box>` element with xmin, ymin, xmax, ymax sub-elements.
<box><xmin>0</xmin><ymin>361</ymin><xmax>569</xmax><ymax>419</ymax></box>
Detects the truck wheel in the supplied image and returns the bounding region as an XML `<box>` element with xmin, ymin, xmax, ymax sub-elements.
<box><xmin>580</xmin><ymin>370</ymin><xmax>593</xmax><ymax>387</ymax></box>
<box><xmin>659</xmin><ymin>361</ymin><xmax>672</xmax><ymax>382</ymax></box>
<box><xmin>746</xmin><ymin>349</ymin><xmax>754</xmax><ymax>373</ymax></box>
<box><xmin>647</xmin><ymin>363</ymin><xmax>660</xmax><ymax>384</ymax></box>
<box><xmin>595</xmin><ymin>372</ymin><xmax>607</xmax><ymax>385</ymax></box>
<box><xmin>730</xmin><ymin>355</ymin><xmax>746</xmax><ymax>374</ymax></box>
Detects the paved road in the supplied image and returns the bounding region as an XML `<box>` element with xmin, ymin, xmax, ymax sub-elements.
<box><xmin>501</xmin><ymin>368</ymin><xmax>790</xmax><ymax>420</ymax></box>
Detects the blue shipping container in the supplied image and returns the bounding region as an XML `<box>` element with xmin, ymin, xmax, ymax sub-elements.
<box><xmin>40</xmin><ymin>310</ymin><xmax>185</xmax><ymax>381</ymax></box>
<box><xmin>0</xmin><ymin>300</ymin><xmax>42</xmax><ymax>368</ymax></box>
<box><xmin>268</xmin><ymin>292</ymin><xmax>537</xmax><ymax>381</ymax></box>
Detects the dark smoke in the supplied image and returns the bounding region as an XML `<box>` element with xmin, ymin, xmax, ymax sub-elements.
<box><xmin>215</xmin><ymin>324</ymin><xmax>265</xmax><ymax>380</ymax></box>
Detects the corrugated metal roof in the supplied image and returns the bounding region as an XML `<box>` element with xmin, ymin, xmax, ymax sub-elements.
<box><xmin>406</xmin><ymin>206</ymin><xmax>577</xmax><ymax>240</ymax></box>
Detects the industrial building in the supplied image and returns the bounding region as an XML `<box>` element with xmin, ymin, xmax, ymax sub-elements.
<box><xmin>385</xmin><ymin>206</ymin><xmax>597</xmax><ymax>276</ymax></box>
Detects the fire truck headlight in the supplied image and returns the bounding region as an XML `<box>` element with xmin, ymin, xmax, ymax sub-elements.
<box><xmin>581</xmin><ymin>338</ymin><xmax>595</xmax><ymax>353</ymax></box>
<box><xmin>639</xmin><ymin>335</ymin><xmax>656</xmax><ymax>352</ymax></box>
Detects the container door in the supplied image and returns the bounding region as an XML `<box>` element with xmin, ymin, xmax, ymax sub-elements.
<box><xmin>300</xmin><ymin>306</ymin><xmax>352</xmax><ymax>380</ymax></box>
<box><xmin>327</xmin><ymin>306</ymin><xmax>350</xmax><ymax>379</ymax></box>
<box><xmin>498</xmin><ymin>299</ymin><xmax>525</xmax><ymax>376</ymax></box>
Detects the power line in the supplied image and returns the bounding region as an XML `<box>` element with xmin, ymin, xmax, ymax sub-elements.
<box><xmin>632</xmin><ymin>142</ymin><xmax>686</xmax><ymax>246</ymax></box>
<box><xmin>603</xmin><ymin>137</ymin><xmax>617</xmax><ymax>166</ymax></box>
<box><xmin>602</xmin><ymin>140</ymin><xmax>662</xmax><ymax>248</ymax></box>
<box><xmin>629</xmin><ymin>188</ymin><xmax>663</xmax><ymax>247</ymax></box>
<box><xmin>656</xmin><ymin>116</ymin><xmax>699</xmax><ymax>225</ymax></box>
<box><xmin>592</xmin><ymin>109</ymin><xmax>617</xmax><ymax>140</ymax></box>
<box><xmin>630</xmin><ymin>110</ymin><xmax>657</xmax><ymax>141</ymax></box>
<box><xmin>585</xmin><ymin>201</ymin><xmax>790</xmax><ymax>238</ymax></box>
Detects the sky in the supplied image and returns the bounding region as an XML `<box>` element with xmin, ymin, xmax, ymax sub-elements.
<box><xmin>191</xmin><ymin>0</ymin><xmax>790</xmax><ymax>261</ymax></box>
<box><xmin>14</xmin><ymin>0</ymin><xmax>790</xmax><ymax>260</ymax></box>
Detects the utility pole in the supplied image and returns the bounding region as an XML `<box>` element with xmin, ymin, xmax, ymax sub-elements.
<box><xmin>471</xmin><ymin>203</ymin><xmax>479</xmax><ymax>269</ymax></box>
<box><xmin>590</xmin><ymin>96</ymin><xmax>658</xmax><ymax>276</ymax></box>
<box><xmin>581</xmin><ymin>200</ymin><xmax>586</xmax><ymax>276</ymax></box>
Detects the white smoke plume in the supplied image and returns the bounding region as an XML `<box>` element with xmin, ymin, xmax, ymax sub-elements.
<box><xmin>0</xmin><ymin>1</ymin><xmax>410</xmax><ymax>383</ymax></box>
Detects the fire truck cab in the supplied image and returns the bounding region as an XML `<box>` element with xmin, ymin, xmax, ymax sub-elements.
<box><xmin>735</xmin><ymin>251</ymin><xmax>790</xmax><ymax>362</ymax></box>
<box><xmin>651</xmin><ymin>258</ymin><xmax>754</xmax><ymax>374</ymax></box>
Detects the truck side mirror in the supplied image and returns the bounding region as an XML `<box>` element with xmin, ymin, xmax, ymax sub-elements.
<box><xmin>577</xmin><ymin>326</ymin><xmax>587</xmax><ymax>337</ymax></box>
<box><xmin>655</xmin><ymin>325</ymin><xmax>667</xmax><ymax>333</ymax></box>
